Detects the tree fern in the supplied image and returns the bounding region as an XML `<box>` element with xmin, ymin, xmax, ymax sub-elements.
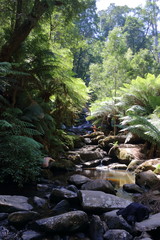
<box><xmin>117</xmin><ymin>74</ymin><xmax>160</xmax><ymax>115</ymax></box>
<box><xmin>121</xmin><ymin>115</ymin><xmax>160</xmax><ymax>145</ymax></box>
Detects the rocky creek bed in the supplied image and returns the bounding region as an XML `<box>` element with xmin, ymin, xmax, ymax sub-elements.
<box><xmin>1</xmin><ymin>131</ymin><xmax>160</xmax><ymax>240</ymax></box>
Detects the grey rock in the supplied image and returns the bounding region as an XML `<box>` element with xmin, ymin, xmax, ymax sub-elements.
<box><xmin>82</xmin><ymin>159</ymin><xmax>103</xmax><ymax>168</ymax></box>
<box><xmin>135</xmin><ymin>170</ymin><xmax>160</xmax><ymax>189</ymax></box>
<box><xmin>135</xmin><ymin>212</ymin><xmax>160</xmax><ymax>232</ymax></box>
<box><xmin>102</xmin><ymin>210</ymin><xmax>132</xmax><ymax>232</ymax></box>
<box><xmin>127</xmin><ymin>160</ymin><xmax>145</xmax><ymax>171</ymax></box>
<box><xmin>35</xmin><ymin>210</ymin><xmax>88</xmax><ymax>233</ymax></box>
<box><xmin>21</xmin><ymin>230</ymin><xmax>42</xmax><ymax>240</ymax></box>
<box><xmin>33</xmin><ymin>196</ymin><xmax>46</xmax><ymax>208</ymax></box>
<box><xmin>81</xmin><ymin>179</ymin><xmax>116</xmax><ymax>195</ymax></box>
<box><xmin>89</xmin><ymin>215</ymin><xmax>105</xmax><ymax>240</ymax></box>
<box><xmin>104</xmin><ymin>229</ymin><xmax>133</xmax><ymax>240</ymax></box>
<box><xmin>68</xmin><ymin>174</ymin><xmax>90</xmax><ymax>187</ymax></box>
<box><xmin>79</xmin><ymin>190</ymin><xmax>132</xmax><ymax>212</ymax></box>
<box><xmin>51</xmin><ymin>200</ymin><xmax>71</xmax><ymax>215</ymax></box>
<box><xmin>108</xmin><ymin>163</ymin><xmax>127</xmax><ymax>170</ymax></box>
<box><xmin>123</xmin><ymin>184</ymin><xmax>143</xmax><ymax>193</ymax></box>
<box><xmin>0</xmin><ymin>195</ymin><xmax>33</xmax><ymax>213</ymax></box>
<box><xmin>79</xmin><ymin>151</ymin><xmax>103</xmax><ymax>161</ymax></box>
<box><xmin>8</xmin><ymin>211</ymin><xmax>39</xmax><ymax>225</ymax></box>
<box><xmin>37</xmin><ymin>184</ymin><xmax>50</xmax><ymax>191</ymax></box>
<box><xmin>49</xmin><ymin>187</ymin><xmax>78</xmax><ymax>203</ymax></box>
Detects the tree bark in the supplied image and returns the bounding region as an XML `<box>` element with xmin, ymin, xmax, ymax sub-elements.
<box><xmin>0</xmin><ymin>0</ymin><xmax>62</xmax><ymax>62</ymax></box>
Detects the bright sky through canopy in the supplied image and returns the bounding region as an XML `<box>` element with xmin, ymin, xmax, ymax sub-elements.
<box><xmin>96</xmin><ymin>0</ymin><xmax>146</xmax><ymax>11</ymax></box>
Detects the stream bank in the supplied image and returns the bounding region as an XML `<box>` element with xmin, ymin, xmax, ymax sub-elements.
<box><xmin>1</xmin><ymin>131</ymin><xmax>160</xmax><ymax>239</ymax></box>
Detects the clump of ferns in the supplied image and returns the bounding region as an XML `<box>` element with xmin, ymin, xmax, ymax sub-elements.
<box><xmin>120</xmin><ymin>112</ymin><xmax>160</xmax><ymax>146</ymax></box>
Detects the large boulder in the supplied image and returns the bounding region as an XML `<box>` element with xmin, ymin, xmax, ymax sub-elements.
<box><xmin>49</xmin><ymin>187</ymin><xmax>78</xmax><ymax>203</ymax></box>
<box><xmin>35</xmin><ymin>210</ymin><xmax>88</xmax><ymax>233</ymax></box>
<box><xmin>0</xmin><ymin>196</ymin><xmax>33</xmax><ymax>213</ymax></box>
<box><xmin>68</xmin><ymin>174</ymin><xmax>90</xmax><ymax>187</ymax></box>
<box><xmin>98</xmin><ymin>135</ymin><xmax>126</xmax><ymax>151</ymax></box>
<box><xmin>109</xmin><ymin>144</ymin><xmax>145</xmax><ymax>165</ymax></box>
<box><xmin>81</xmin><ymin>179</ymin><xmax>116</xmax><ymax>195</ymax></box>
<box><xmin>78</xmin><ymin>150</ymin><xmax>103</xmax><ymax>161</ymax></box>
<box><xmin>123</xmin><ymin>184</ymin><xmax>143</xmax><ymax>194</ymax></box>
<box><xmin>127</xmin><ymin>160</ymin><xmax>145</xmax><ymax>171</ymax></box>
<box><xmin>8</xmin><ymin>211</ymin><xmax>39</xmax><ymax>226</ymax></box>
<box><xmin>79</xmin><ymin>190</ymin><xmax>132</xmax><ymax>212</ymax></box>
<box><xmin>135</xmin><ymin>170</ymin><xmax>160</xmax><ymax>189</ymax></box>
<box><xmin>135</xmin><ymin>159</ymin><xmax>160</xmax><ymax>173</ymax></box>
<box><xmin>102</xmin><ymin>210</ymin><xmax>132</xmax><ymax>232</ymax></box>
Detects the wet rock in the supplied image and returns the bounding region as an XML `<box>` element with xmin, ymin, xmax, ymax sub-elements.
<box><xmin>82</xmin><ymin>159</ymin><xmax>103</xmax><ymax>168</ymax></box>
<box><xmin>103</xmin><ymin>229</ymin><xmax>133</xmax><ymax>240</ymax></box>
<box><xmin>0</xmin><ymin>195</ymin><xmax>33</xmax><ymax>213</ymax></box>
<box><xmin>127</xmin><ymin>160</ymin><xmax>145</xmax><ymax>171</ymax></box>
<box><xmin>79</xmin><ymin>190</ymin><xmax>132</xmax><ymax>212</ymax></box>
<box><xmin>35</xmin><ymin>210</ymin><xmax>88</xmax><ymax>233</ymax></box>
<box><xmin>51</xmin><ymin>200</ymin><xmax>72</xmax><ymax>215</ymax></box>
<box><xmin>135</xmin><ymin>159</ymin><xmax>160</xmax><ymax>173</ymax></box>
<box><xmin>81</xmin><ymin>179</ymin><xmax>116</xmax><ymax>195</ymax></box>
<box><xmin>21</xmin><ymin>230</ymin><xmax>43</xmax><ymax>240</ymax></box>
<box><xmin>135</xmin><ymin>212</ymin><xmax>160</xmax><ymax>232</ymax></box>
<box><xmin>67</xmin><ymin>185</ymin><xmax>79</xmax><ymax>193</ymax></box>
<box><xmin>0</xmin><ymin>226</ymin><xmax>9</xmax><ymax>239</ymax></box>
<box><xmin>68</xmin><ymin>174</ymin><xmax>90</xmax><ymax>187</ymax></box>
<box><xmin>91</xmin><ymin>135</ymin><xmax>105</xmax><ymax>145</ymax></box>
<box><xmin>33</xmin><ymin>196</ymin><xmax>47</xmax><ymax>208</ymax></box>
<box><xmin>98</xmin><ymin>135</ymin><xmax>126</xmax><ymax>151</ymax></box>
<box><xmin>84</xmin><ymin>138</ymin><xmax>92</xmax><ymax>144</ymax></box>
<box><xmin>49</xmin><ymin>187</ymin><xmax>78</xmax><ymax>203</ymax></box>
<box><xmin>134</xmin><ymin>231</ymin><xmax>152</xmax><ymax>240</ymax></box>
<box><xmin>37</xmin><ymin>184</ymin><xmax>50</xmax><ymax>191</ymax></box>
<box><xmin>135</xmin><ymin>170</ymin><xmax>160</xmax><ymax>189</ymax></box>
<box><xmin>102</xmin><ymin>210</ymin><xmax>132</xmax><ymax>233</ymax></box>
<box><xmin>100</xmin><ymin>157</ymin><xmax>112</xmax><ymax>166</ymax></box>
<box><xmin>85</xmin><ymin>132</ymin><xmax>104</xmax><ymax>139</ymax></box>
<box><xmin>123</xmin><ymin>184</ymin><xmax>143</xmax><ymax>194</ymax></box>
<box><xmin>89</xmin><ymin>215</ymin><xmax>105</xmax><ymax>240</ymax></box>
<box><xmin>113</xmin><ymin>148</ymin><xmax>134</xmax><ymax>165</ymax></box>
<box><xmin>108</xmin><ymin>163</ymin><xmax>127</xmax><ymax>170</ymax></box>
<box><xmin>8</xmin><ymin>211</ymin><xmax>39</xmax><ymax>226</ymax></box>
<box><xmin>78</xmin><ymin>150</ymin><xmax>103</xmax><ymax>161</ymax></box>
<box><xmin>67</xmin><ymin>153</ymin><xmax>82</xmax><ymax>164</ymax></box>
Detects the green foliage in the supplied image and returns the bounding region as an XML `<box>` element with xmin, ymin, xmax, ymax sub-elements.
<box><xmin>120</xmin><ymin>114</ymin><xmax>160</xmax><ymax>145</ymax></box>
<box><xmin>1</xmin><ymin>108</ymin><xmax>41</xmax><ymax>137</ymax></box>
<box><xmin>117</xmin><ymin>74</ymin><xmax>160</xmax><ymax>115</ymax></box>
<box><xmin>87</xmin><ymin>97</ymin><xmax>118</xmax><ymax>128</ymax></box>
<box><xmin>154</xmin><ymin>164</ymin><xmax>160</xmax><ymax>174</ymax></box>
<box><xmin>0</xmin><ymin>135</ymin><xmax>43</xmax><ymax>186</ymax></box>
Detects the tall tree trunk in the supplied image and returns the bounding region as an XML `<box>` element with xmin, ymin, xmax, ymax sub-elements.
<box><xmin>0</xmin><ymin>0</ymin><xmax>62</xmax><ymax>62</ymax></box>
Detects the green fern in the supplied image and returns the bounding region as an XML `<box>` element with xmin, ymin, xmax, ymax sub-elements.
<box><xmin>121</xmin><ymin>115</ymin><xmax>160</xmax><ymax>145</ymax></box>
<box><xmin>0</xmin><ymin>135</ymin><xmax>43</xmax><ymax>186</ymax></box>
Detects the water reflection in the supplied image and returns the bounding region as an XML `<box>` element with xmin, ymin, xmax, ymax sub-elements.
<box><xmin>76</xmin><ymin>167</ymin><xmax>135</xmax><ymax>189</ymax></box>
